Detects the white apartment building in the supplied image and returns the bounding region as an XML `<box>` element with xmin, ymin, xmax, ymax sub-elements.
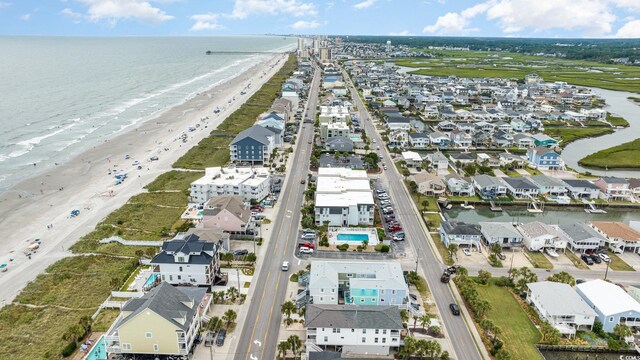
<box><xmin>190</xmin><ymin>166</ymin><xmax>270</xmax><ymax>204</ymax></box>
<box><xmin>305</xmin><ymin>304</ymin><xmax>403</xmax><ymax>356</ymax></box>
<box><xmin>314</xmin><ymin>168</ymin><xmax>374</xmax><ymax>226</ymax></box>
<box><xmin>321</xmin><ymin>122</ymin><xmax>350</xmax><ymax>141</ymax></box>
<box><xmin>319</xmin><ymin>106</ymin><xmax>350</xmax><ymax>124</ymax></box>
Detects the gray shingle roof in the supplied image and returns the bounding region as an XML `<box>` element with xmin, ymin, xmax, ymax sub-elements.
<box><xmin>562</xmin><ymin>179</ymin><xmax>599</xmax><ymax>190</ymax></box>
<box><xmin>558</xmin><ymin>222</ymin><xmax>605</xmax><ymax>242</ymax></box>
<box><xmin>231</xmin><ymin>125</ymin><xmax>273</xmax><ymax>145</ymax></box>
<box><xmin>305</xmin><ymin>305</ymin><xmax>403</xmax><ymax>329</ymax></box>
<box><xmin>151</xmin><ymin>234</ymin><xmax>215</xmax><ymax>265</ymax></box>
<box><xmin>502</xmin><ymin>177</ymin><xmax>539</xmax><ymax>190</ymax></box>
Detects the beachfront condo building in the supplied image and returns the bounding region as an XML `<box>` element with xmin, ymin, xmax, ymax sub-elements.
<box><xmin>314</xmin><ymin>167</ymin><xmax>374</xmax><ymax>227</ymax></box>
<box><xmin>308</xmin><ymin>261</ymin><xmax>409</xmax><ymax>306</ymax></box>
<box><xmin>189</xmin><ymin>166</ymin><xmax>271</xmax><ymax>204</ymax></box>
<box><xmin>105</xmin><ymin>283</ymin><xmax>211</xmax><ymax>357</ymax></box>
<box><xmin>229</xmin><ymin>125</ymin><xmax>275</xmax><ymax>164</ymax></box>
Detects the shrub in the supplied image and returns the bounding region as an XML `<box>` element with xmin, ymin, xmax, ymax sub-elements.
<box><xmin>494</xmin><ymin>276</ymin><xmax>511</xmax><ymax>287</ymax></box>
<box><xmin>337</xmin><ymin>244</ymin><xmax>349</xmax><ymax>251</ymax></box>
<box><xmin>378</xmin><ymin>244</ymin><xmax>390</xmax><ymax>253</ymax></box>
<box><xmin>61</xmin><ymin>341</ymin><xmax>77</xmax><ymax>357</ymax></box>
<box><xmin>245</xmin><ymin>253</ymin><xmax>257</xmax><ymax>262</ymax></box>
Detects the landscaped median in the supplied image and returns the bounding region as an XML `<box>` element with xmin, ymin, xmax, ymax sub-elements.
<box><xmin>579</xmin><ymin>138</ymin><xmax>640</xmax><ymax>169</ymax></box>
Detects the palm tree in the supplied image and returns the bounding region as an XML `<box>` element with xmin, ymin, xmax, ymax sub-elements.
<box><xmin>399</xmin><ymin>309</ymin><xmax>409</xmax><ymax>324</ymax></box>
<box><xmin>474</xmin><ymin>299</ymin><xmax>491</xmax><ymax>319</ymax></box>
<box><xmin>226</xmin><ymin>286</ymin><xmax>238</xmax><ymax>303</ymax></box>
<box><xmin>412</xmin><ymin>315</ymin><xmax>419</xmax><ymax>330</ymax></box>
<box><xmin>287</xmin><ymin>335</ymin><xmax>302</xmax><ymax>359</ymax></box>
<box><xmin>222</xmin><ymin>309</ymin><xmax>237</xmax><ymax>328</ymax></box>
<box><xmin>447</xmin><ymin>243</ymin><xmax>459</xmax><ymax>260</ymax></box>
<box><xmin>419</xmin><ymin>313</ymin><xmax>432</xmax><ymax>330</ymax></box>
<box><xmin>277</xmin><ymin>341</ymin><xmax>291</xmax><ymax>359</ymax></box>
<box><xmin>62</xmin><ymin>324</ymin><xmax>84</xmax><ymax>343</ymax></box>
<box><xmin>421</xmin><ymin>199</ymin><xmax>430</xmax><ymax>212</ymax></box>
<box><xmin>281</xmin><ymin>301</ymin><xmax>297</xmax><ymax>323</ymax></box>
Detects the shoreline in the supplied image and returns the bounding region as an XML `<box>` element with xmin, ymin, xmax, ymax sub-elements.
<box><xmin>0</xmin><ymin>52</ymin><xmax>289</xmax><ymax>304</ymax></box>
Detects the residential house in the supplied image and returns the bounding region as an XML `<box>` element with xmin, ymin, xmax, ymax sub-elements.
<box><xmin>428</xmin><ymin>131</ymin><xmax>450</xmax><ymax>147</ymax></box>
<box><xmin>150</xmin><ymin>233</ymin><xmax>222</xmax><ymax>286</ymax></box>
<box><xmin>593</xmin><ymin>177</ymin><xmax>631</xmax><ymax>201</ymax></box>
<box><xmin>590</xmin><ymin>222</ymin><xmax>640</xmax><ymax>254</ymax></box>
<box><xmin>200</xmin><ymin>195</ymin><xmax>252</xmax><ymax>233</ymax></box>
<box><xmin>527</xmin><ymin>146</ymin><xmax>564</xmax><ymax>170</ymax></box>
<box><xmin>450</xmin><ymin>130</ymin><xmax>473</xmax><ymax>148</ymax></box>
<box><xmin>229</xmin><ymin>125</ymin><xmax>275</xmax><ymax>164</ymax></box>
<box><xmin>557</xmin><ymin>223</ymin><xmax>605</xmax><ymax>254</ymax></box>
<box><xmin>472</xmin><ymin>174</ymin><xmax>508</xmax><ymax>199</ymax></box>
<box><xmin>517</xmin><ymin>221</ymin><xmax>568</xmax><ymax>252</ymax></box>
<box><xmin>529</xmin><ymin>174</ymin><xmax>568</xmax><ymax>196</ymax></box>
<box><xmin>531</xmin><ymin>133</ymin><xmax>558</xmax><ymax>147</ymax></box>
<box><xmin>305</xmin><ymin>305</ymin><xmax>404</xmax><ymax>356</ymax></box>
<box><xmin>562</xmin><ymin>179</ymin><xmax>601</xmax><ymax>199</ymax></box>
<box><xmin>105</xmin><ymin>283</ymin><xmax>209</xmax><ymax>357</ymax></box>
<box><xmin>492</xmin><ymin>130</ymin><xmax>514</xmax><ymax>147</ymax></box>
<box><xmin>439</xmin><ymin>220</ymin><xmax>483</xmax><ymax>250</ymax></box>
<box><xmin>513</xmin><ymin>134</ymin><xmax>535</xmax><ymax>149</ymax></box>
<box><xmin>426</xmin><ymin>152</ymin><xmax>449</xmax><ymax>173</ymax></box>
<box><xmin>189</xmin><ymin>166</ymin><xmax>271</xmax><ymax>204</ymax></box>
<box><xmin>479</xmin><ymin>222</ymin><xmax>524</xmax><ymax>248</ymax></box>
<box><xmin>411</xmin><ymin>171</ymin><xmax>446</xmax><ymax>196</ymax></box>
<box><xmin>449</xmin><ymin>152</ymin><xmax>476</xmax><ymax>165</ymax></box>
<box><xmin>502</xmin><ymin>177</ymin><xmax>540</xmax><ymax>199</ymax></box>
<box><xmin>408</xmin><ymin>132</ymin><xmax>429</xmax><ymax>148</ymax></box>
<box><xmin>444</xmin><ymin>174</ymin><xmax>475</xmax><ymax>196</ymax></box>
<box><xmin>401</xmin><ymin>151</ymin><xmax>423</xmax><ymax>167</ymax></box>
<box><xmin>498</xmin><ymin>153</ymin><xmax>527</xmax><ymax>167</ymax></box>
<box><xmin>627</xmin><ymin>178</ymin><xmax>640</xmax><ymax>199</ymax></box>
<box><xmin>314</xmin><ymin>168</ymin><xmax>374</xmax><ymax>226</ymax></box>
<box><xmin>308</xmin><ymin>261</ymin><xmax>409</xmax><ymax>306</ymax></box>
<box><xmin>576</xmin><ymin>279</ymin><xmax>640</xmax><ymax>333</ymax></box>
<box><xmin>388</xmin><ymin>129</ymin><xmax>409</xmax><ymax>148</ymax></box>
<box><xmin>527</xmin><ymin>281</ymin><xmax>597</xmax><ymax>337</ymax></box>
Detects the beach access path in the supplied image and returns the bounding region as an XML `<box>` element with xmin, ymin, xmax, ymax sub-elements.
<box><xmin>0</xmin><ymin>53</ymin><xmax>289</xmax><ymax>305</ymax></box>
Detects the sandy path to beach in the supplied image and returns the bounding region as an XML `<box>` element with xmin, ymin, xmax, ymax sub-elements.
<box><xmin>0</xmin><ymin>53</ymin><xmax>288</xmax><ymax>305</ymax></box>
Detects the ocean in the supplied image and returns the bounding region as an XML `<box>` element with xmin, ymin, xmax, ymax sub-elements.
<box><xmin>0</xmin><ymin>35</ymin><xmax>296</xmax><ymax>189</ymax></box>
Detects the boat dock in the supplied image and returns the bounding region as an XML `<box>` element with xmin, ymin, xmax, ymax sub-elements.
<box><xmin>489</xmin><ymin>199</ymin><xmax>502</xmax><ymax>212</ymax></box>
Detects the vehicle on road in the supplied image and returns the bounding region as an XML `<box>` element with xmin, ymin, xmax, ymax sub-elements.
<box><xmin>599</xmin><ymin>253</ymin><xmax>611</xmax><ymax>262</ymax></box>
<box><xmin>299</xmin><ymin>247</ymin><xmax>314</xmax><ymax>254</ymax></box>
<box><xmin>215</xmin><ymin>329</ymin><xmax>226</xmax><ymax>346</ymax></box>
<box><xmin>441</xmin><ymin>273</ymin><xmax>450</xmax><ymax>283</ymax></box>
<box><xmin>149</xmin><ymin>156</ymin><xmax>159</xmax><ymax>161</ymax></box>
<box><xmin>581</xmin><ymin>254</ymin><xmax>594</xmax><ymax>265</ymax></box>
<box><xmin>300</xmin><ymin>179</ymin><xmax>306</xmax><ymax>184</ymax></box>
<box><xmin>281</xmin><ymin>261</ymin><xmax>289</xmax><ymax>271</ymax></box>
<box><xmin>462</xmin><ymin>248</ymin><xmax>472</xmax><ymax>256</ymax></box>
<box><xmin>449</xmin><ymin>303</ymin><xmax>460</xmax><ymax>316</ymax></box>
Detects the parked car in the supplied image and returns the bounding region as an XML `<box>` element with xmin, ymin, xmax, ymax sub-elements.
<box><xmin>497</xmin><ymin>253</ymin><xmax>506</xmax><ymax>260</ymax></box>
<box><xmin>581</xmin><ymin>254</ymin><xmax>594</xmax><ymax>265</ymax></box>
<box><xmin>281</xmin><ymin>261</ymin><xmax>289</xmax><ymax>271</ymax></box>
<box><xmin>389</xmin><ymin>225</ymin><xmax>402</xmax><ymax>232</ymax></box>
<box><xmin>302</xmin><ymin>229</ymin><xmax>316</xmax><ymax>234</ymax></box>
<box><xmin>449</xmin><ymin>303</ymin><xmax>460</xmax><ymax>316</ymax></box>
<box><xmin>301</xmin><ymin>233</ymin><xmax>316</xmax><ymax>240</ymax></box>
<box><xmin>233</xmin><ymin>249</ymin><xmax>248</xmax><ymax>256</ymax></box>
<box><xmin>590</xmin><ymin>254</ymin><xmax>602</xmax><ymax>264</ymax></box>
<box><xmin>299</xmin><ymin>247</ymin><xmax>314</xmax><ymax>254</ymax></box>
<box><xmin>576</xmin><ymin>279</ymin><xmax>586</xmax><ymax>285</ymax></box>
<box><xmin>215</xmin><ymin>329</ymin><xmax>226</xmax><ymax>346</ymax></box>
<box><xmin>299</xmin><ymin>241</ymin><xmax>315</xmax><ymax>249</ymax></box>
<box><xmin>392</xmin><ymin>234</ymin><xmax>405</xmax><ymax>241</ymax></box>
<box><xmin>409</xmin><ymin>294</ymin><xmax>418</xmax><ymax>301</ymax></box>
<box><xmin>462</xmin><ymin>248</ymin><xmax>472</xmax><ymax>256</ymax></box>
<box><xmin>599</xmin><ymin>253</ymin><xmax>611</xmax><ymax>262</ymax></box>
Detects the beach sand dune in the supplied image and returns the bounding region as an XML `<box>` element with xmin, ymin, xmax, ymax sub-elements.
<box><xmin>0</xmin><ymin>53</ymin><xmax>288</xmax><ymax>304</ymax></box>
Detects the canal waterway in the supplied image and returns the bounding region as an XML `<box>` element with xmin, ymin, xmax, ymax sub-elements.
<box><xmin>444</xmin><ymin>206</ymin><xmax>640</xmax><ymax>225</ymax></box>
<box><xmin>547</xmin><ymin>87</ymin><xmax>640</xmax><ymax>178</ymax></box>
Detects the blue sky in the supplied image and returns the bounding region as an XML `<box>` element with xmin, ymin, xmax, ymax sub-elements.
<box><xmin>1</xmin><ymin>0</ymin><xmax>639</xmax><ymax>38</ymax></box>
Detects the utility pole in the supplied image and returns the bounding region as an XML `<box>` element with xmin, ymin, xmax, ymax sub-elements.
<box><xmin>415</xmin><ymin>257</ymin><xmax>420</xmax><ymax>273</ymax></box>
<box><xmin>604</xmin><ymin>259</ymin><xmax>610</xmax><ymax>280</ymax></box>
<box><xmin>236</xmin><ymin>268</ymin><xmax>241</xmax><ymax>294</ymax></box>
<box><xmin>508</xmin><ymin>248</ymin><xmax>515</xmax><ymax>278</ymax></box>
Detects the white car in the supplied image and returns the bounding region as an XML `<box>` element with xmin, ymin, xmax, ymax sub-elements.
<box><xmin>281</xmin><ymin>261</ymin><xmax>289</xmax><ymax>271</ymax></box>
<box><xmin>299</xmin><ymin>247</ymin><xmax>314</xmax><ymax>254</ymax></box>
<box><xmin>599</xmin><ymin>253</ymin><xmax>611</xmax><ymax>262</ymax></box>
<box><xmin>463</xmin><ymin>248</ymin><xmax>472</xmax><ymax>256</ymax></box>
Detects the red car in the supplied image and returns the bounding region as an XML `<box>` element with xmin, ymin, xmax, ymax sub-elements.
<box><xmin>299</xmin><ymin>241</ymin><xmax>315</xmax><ymax>249</ymax></box>
<box><xmin>389</xmin><ymin>225</ymin><xmax>402</xmax><ymax>232</ymax></box>
<box><xmin>251</xmin><ymin>206</ymin><xmax>264</xmax><ymax>212</ymax></box>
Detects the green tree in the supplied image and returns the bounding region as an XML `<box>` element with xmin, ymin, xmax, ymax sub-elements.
<box><xmin>226</xmin><ymin>286</ymin><xmax>239</xmax><ymax>303</ymax></box>
<box><xmin>62</xmin><ymin>324</ymin><xmax>84</xmax><ymax>343</ymax></box>
<box><xmin>447</xmin><ymin>243</ymin><xmax>459</xmax><ymax>260</ymax></box>
<box><xmin>287</xmin><ymin>335</ymin><xmax>302</xmax><ymax>359</ymax></box>
<box><xmin>408</xmin><ymin>180</ymin><xmax>418</xmax><ymax>194</ymax></box>
<box><xmin>613</xmin><ymin>323</ymin><xmax>632</xmax><ymax>341</ymax></box>
<box><xmin>490</xmin><ymin>242</ymin><xmax>503</xmax><ymax>256</ymax></box>
<box><xmin>477</xmin><ymin>269</ymin><xmax>492</xmax><ymax>285</ymax></box>
<box><xmin>207</xmin><ymin>316</ymin><xmax>222</xmax><ymax>332</ymax></box>
<box><xmin>421</xmin><ymin>199</ymin><xmax>430</xmax><ymax>212</ymax></box>
<box><xmin>399</xmin><ymin>309</ymin><xmax>409</xmax><ymax>324</ymax></box>
<box><xmin>281</xmin><ymin>301</ymin><xmax>297</xmax><ymax>323</ymax></box>
<box><xmin>546</xmin><ymin>271</ymin><xmax>576</xmax><ymax>286</ymax></box>
<box><xmin>277</xmin><ymin>340</ymin><xmax>291</xmax><ymax>359</ymax></box>
<box><xmin>474</xmin><ymin>299</ymin><xmax>492</xmax><ymax>319</ymax></box>
<box><xmin>222</xmin><ymin>309</ymin><xmax>237</xmax><ymax>328</ymax></box>
<box><xmin>419</xmin><ymin>313</ymin><xmax>432</xmax><ymax>330</ymax></box>
<box><xmin>145</xmin><ymin>247</ymin><xmax>157</xmax><ymax>258</ymax></box>
<box><xmin>540</xmin><ymin>321</ymin><xmax>561</xmax><ymax>345</ymax></box>
<box><xmin>495</xmin><ymin>349</ymin><xmax>513</xmax><ymax>360</ymax></box>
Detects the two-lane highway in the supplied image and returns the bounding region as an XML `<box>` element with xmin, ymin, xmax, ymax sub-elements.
<box><xmin>342</xmin><ymin>68</ymin><xmax>486</xmax><ymax>360</ymax></box>
<box><xmin>233</xmin><ymin>65</ymin><xmax>321</xmax><ymax>360</ymax></box>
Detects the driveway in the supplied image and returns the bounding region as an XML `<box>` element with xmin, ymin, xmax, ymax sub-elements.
<box><xmin>619</xmin><ymin>252</ymin><xmax>640</xmax><ymax>270</ymax></box>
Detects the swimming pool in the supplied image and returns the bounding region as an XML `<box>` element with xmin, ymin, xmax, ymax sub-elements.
<box><xmin>84</xmin><ymin>336</ymin><xmax>107</xmax><ymax>360</ymax></box>
<box><xmin>336</xmin><ymin>233</ymin><xmax>369</xmax><ymax>241</ymax></box>
<box><xmin>144</xmin><ymin>273</ymin><xmax>159</xmax><ymax>288</ymax></box>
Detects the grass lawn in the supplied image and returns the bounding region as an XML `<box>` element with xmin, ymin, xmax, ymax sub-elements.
<box><xmin>92</xmin><ymin>308</ymin><xmax>121</xmax><ymax>332</ymax></box>
<box><xmin>579</xmin><ymin>138</ymin><xmax>640</xmax><ymax>169</ymax></box>
<box><xmin>525</xmin><ymin>250</ymin><xmax>553</xmax><ymax>270</ymax></box>
<box><xmin>431</xmin><ymin>233</ymin><xmax>454</xmax><ymax>266</ymax></box>
<box><xmin>172</xmin><ymin>135</ymin><xmax>233</xmax><ymax>170</ymax></box>
<box><xmin>565</xmin><ymin>250</ymin><xmax>590</xmax><ymax>270</ymax></box>
<box><xmin>447</xmin><ymin>195</ymin><xmax>482</xmax><ymax>202</ymax></box>
<box><xmin>543</xmin><ymin>127</ymin><xmax>614</xmax><ymax>148</ymax></box>
<box><xmin>501</xmin><ymin>168</ymin><xmax>522</xmax><ymax>177</ymax></box>
<box><xmin>524</xmin><ymin>167</ymin><xmax>542</xmax><ymax>175</ymax></box>
<box><xmin>145</xmin><ymin>170</ymin><xmax>204</xmax><ymax>192</ymax></box>
<box><xmin>474</xmin><ymin>280</ymin><xmax>542</xmax><ymax>360</ymax></box>
<box><xmin>424</xmin><ymin>213</ymin><xmax>442</xmax><ymax>230</ymax></box>
<box><xmin>606</xmin><ymin>113</ymin><xmax>629</xmax><ymax>127</ymax></box>
<box><xmin>608</xmin><ymin>252</ymin><xmax>635</xmax><ymax>271</ymax></box>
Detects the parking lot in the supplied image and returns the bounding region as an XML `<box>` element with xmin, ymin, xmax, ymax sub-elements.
<box><xmin>372</xmin><ymin>180</ymin><xmax>406</xmax><ymax>252</ymax></box>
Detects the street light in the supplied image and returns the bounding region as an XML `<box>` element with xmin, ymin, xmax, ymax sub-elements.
<box><xmin>415</xmin><ymin>257</ymin><xmax>420</xmax><ymax>273</ymax></box>
<box><xmin>604</xmin><ymin>258</ymin><xmax>610</xmax><ymax>280</ymax></box>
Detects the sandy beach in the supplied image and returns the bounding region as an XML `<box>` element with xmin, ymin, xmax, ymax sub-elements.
<box><xmin>0</xmin><ymin>53</ymin><xmax>288</xmax><ymax>304</ymax></box>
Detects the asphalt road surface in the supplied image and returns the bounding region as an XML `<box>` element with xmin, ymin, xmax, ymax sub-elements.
<box><xmin>342</xmin><ymin>68</ymin><xmax>486</xmax><ymax>360</ymax></box>
<box><xmin>233</xmin><ymin>66</ymin><xmax>320</xmax><ymax>360</ymax></box>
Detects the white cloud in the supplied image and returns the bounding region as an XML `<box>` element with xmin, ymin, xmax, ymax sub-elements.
<box><xmin>611</xmin><ymin>0</ymin><xmax>640</xmax><ymax>13</ymax></box>
<box><xmin>291</xmin><ymin>20</ymin><xmax>320</xmax><ymax>29</ymax></box>
<box><xmin>423</xmin><ymin>12</ymin><xmax>477</xmax><ymax>35</ymax></box>
<box><xmin>77</xmin><ymin>0</ymin><xmax>174</xmax><ymax>24</ymax></box>
<box><xmin>389</xmin><ymin>30</ymin><xmax>415</xmax><ymax>36</ymax></box>
<box><xmin>615</xmin><ymin>19</ymin><xmax>640</xmax><ymax>37</ymax></box>
<box><xmin>229</xmin><ymin>0</ymin><xmax>317</xmax><ymax>19</ymax></box>
<box><xmin>354</xmin><ymin>0</ymin><xmax>376</xmax><ymax>10</ymax></box>
<box><xmin>20</xmin><ymin>13</ymin><xmax>31</xmax><ymax>20</ymax></box>
<box><xmin>190</xmin><ymin>13</ymin><xmax>223</xmax><ymax>31</ymax></box>
<box><xmin>424</xmin><ymin>0</ymin><xmax>619</xmax><ymax>37</ymax></box>
<box><xmin>0</xmin><ymin>2</ymin><xmax>11</xmax><ymax>9</ymax></box>
<box><xmin>60</xmin><ymin>7</ymin><xmax>83</xmax><ymax>22</ymax></box>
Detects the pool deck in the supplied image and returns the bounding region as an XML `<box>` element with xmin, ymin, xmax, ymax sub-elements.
<box><xmin>72</xmin><ymin>332</ymin><xmax>105</xmax><ymax>360</ymax></box>
<box><xmin>328</xmin><ymin>227</ymin><xmax>380</xmax><ymax>246</ymax></box>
